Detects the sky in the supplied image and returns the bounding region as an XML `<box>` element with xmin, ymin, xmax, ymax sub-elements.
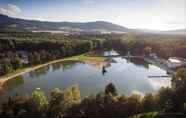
<box><xmin>0</xmin><ymin>0</ymin><xmax>185</xmax><ymax>31</ymax></box>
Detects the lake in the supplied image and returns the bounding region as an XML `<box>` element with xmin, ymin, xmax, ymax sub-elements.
<box><xmin>0</xmin><ymin>51</ymin><xmax>171</xmax><ymax>101</ymax></box>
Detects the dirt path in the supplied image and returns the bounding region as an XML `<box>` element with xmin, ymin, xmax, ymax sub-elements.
<box><xmin>0</xmin><ymin>58</ymin><xmax>76</xmax><ymax>87</ymax></box>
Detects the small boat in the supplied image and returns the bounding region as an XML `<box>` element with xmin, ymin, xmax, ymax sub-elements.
<box><xmin>36</xmin><ymin>88</ymin><xmax>41</xmax><ymax>90</ymax></box>
<box><xmin>102</xmin><ymin>66</ymin><xmax>107</xmax><ymax>75</ymax></box>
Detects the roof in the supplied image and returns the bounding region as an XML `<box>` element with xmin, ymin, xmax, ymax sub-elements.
<box><xmin>168</xmin><ymin>58</ymin><xmax>181</xmax><ymax>63</ymax></box>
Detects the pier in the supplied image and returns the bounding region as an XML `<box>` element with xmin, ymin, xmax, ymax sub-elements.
<box><xmin>148</xmin><ymin>75</ymin><xmax>171</xmax><ymax>78</ymax></box>
<box><xmin>103</xmin><ymin>55</ymin><xmax>144</xmax><ymax>58</ymax></box>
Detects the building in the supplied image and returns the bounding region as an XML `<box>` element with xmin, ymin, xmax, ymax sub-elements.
<box><xmin>18</xmin><ymin>51</ymin><xmax>29</xmax><ymax>64</ymax></box>
<box><xmin>166</xmin><ymin>57</ymin><xmax>182</xmax><ymax>68</ymax></box>
<box><xmin>149</xmin><ymin>53</ymin><xmax>158</xmax><ymax>59</ymax></box>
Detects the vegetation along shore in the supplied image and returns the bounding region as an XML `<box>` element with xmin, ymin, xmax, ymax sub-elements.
<box><xmin>0</xmin><ymin>54</ymin><xmax>107</xmax><ymax>87</ymax></box>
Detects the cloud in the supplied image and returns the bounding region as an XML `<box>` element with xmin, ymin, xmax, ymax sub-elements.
<box><xmin>0</xmin><ymin>4</ymin><xmax>21</xmax><ymax>16</ymax></box>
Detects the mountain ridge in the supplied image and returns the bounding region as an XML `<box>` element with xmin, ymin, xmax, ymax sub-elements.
<box><xmin>0</xmin><ymin>14</ymin><xmax>129</xmax><ymax>32</ymax></box>
<box><xmin>0</xmin><ymin>14</ymin><xmax>185</xmax><ymax>35</ymax></box>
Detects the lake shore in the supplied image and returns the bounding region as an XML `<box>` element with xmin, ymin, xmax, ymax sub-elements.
<box><xmin>0</xmin><ymin>54</ymin><xmax>107</xmax><ymax>88</ymax></box>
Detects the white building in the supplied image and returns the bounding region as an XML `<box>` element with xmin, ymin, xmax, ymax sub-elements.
<box><xmin>166</xmin><ymin>57</ymin><xmax>182</xmax><ymax>68</ymax></box>
<box><xmin>149</xmin><ymin>53</ymin><xmax>158</xmax><ymax>59</ymax></box>
<box><xmin>18</xmin><ymin>51</ymin><xmax>29</xmax><ymax>64</ymax></box>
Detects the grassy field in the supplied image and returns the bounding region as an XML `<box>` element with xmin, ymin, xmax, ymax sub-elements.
<box><xmin>67</xmin><ymin>54</ymin><xmax>107</xmax><ymax>62</ymax></box>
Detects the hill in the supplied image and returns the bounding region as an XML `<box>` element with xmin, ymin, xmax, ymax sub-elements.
<box><xmin>0</xmin><ymin>14</ymin><xmax>129</xmax><ymax>33</ymax></box>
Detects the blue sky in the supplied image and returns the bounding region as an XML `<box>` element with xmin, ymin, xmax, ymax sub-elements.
<box><xmin>0</xmin><ymin>0</ymin><xmax>185</xmax><ymax>30</ymax></box>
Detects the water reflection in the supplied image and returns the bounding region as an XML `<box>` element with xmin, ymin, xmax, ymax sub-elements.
<box><xmin>127</xmin><ymin>57</ymin><xmax>149</xmax><ymax>69</ymax></box>
<box><xmin>94</xmin><ymin>50</ymin><xmax>119</xmax><ymax>56</ymax></box>
<box><xmin>102</xmin><ymin>66</ymin><xmax>107</xmax><ymax>75</ymax></box>
<box><xmin>29</xmin><ymin>66</ymin><xmax>50</xmax><ymax>78</ymax></box>
<box><xmin>3</xmin><ymin>76</ymin><xmax>24</xmax><ymax>91</ymax></box>
<box><xmin>61</xmin><ymin>61</ymin><xmax>81</xmax><ymax>70</ymax></box>
<box><xmin>52</xmin><ymin>61</ymin><xmax>63</xmax><ymax>71</ymax></box>
<box><xmin>0</xmin><ymin>51</ymin><xmax>171</xmax><ymax>101</ymax></box>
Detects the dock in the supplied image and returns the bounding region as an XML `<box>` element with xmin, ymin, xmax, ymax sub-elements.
<box><xmin>148</xmin><ymin>75</ymin><xmax>171</xmax><ymax>78</ymax></box>
<box><xmin>103</xmin><ymin>55</ymin><xmax>144</xmax><ymax>58</ymax></box>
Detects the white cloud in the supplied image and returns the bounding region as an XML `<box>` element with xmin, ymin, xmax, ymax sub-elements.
<box><xmin>0</xmin><ymin>4</ymin><xmax>21</xmax><ymax>16</ymax></box>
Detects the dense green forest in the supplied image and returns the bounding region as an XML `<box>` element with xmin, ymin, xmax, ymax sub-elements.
<box><xmin>111</xmin><ymin>33</ymin><xmax>186</xmax><ymax>58</ymax></box>
<box><xmin>0</xmin><ymin>68</ymin><xmax>186</xmax><ymax>118</ymax></box>
<box><xmin>0</xmin><ymin>32</ymin><xmax>111</xmax><ymax>76</ymax></box>
<box><xmin>0</xmin><ymin>31</ymin><xmax>186</xmax><ymax>76</ymax></box>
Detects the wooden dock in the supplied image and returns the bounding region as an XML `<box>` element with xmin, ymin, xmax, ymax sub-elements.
<box><xmin>148</xmin><ymin>75</ymin><xmax>171</xmax><ymax>78</ymax></box>
<box><xmin>103</xmin><ymin>55</ymin><xmax>143</xmax><ymax>58</ymax></box>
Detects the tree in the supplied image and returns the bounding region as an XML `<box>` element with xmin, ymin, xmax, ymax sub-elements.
<box><xmin>31</xmin><ymin>88</ymin><xmax>48</xmax><ymax>112</ymax></box>
<box><xmin>33</xmin><ymin>52</ymin><xmax>41</xmax><ymax>64</ymax></box>
<box><xmin>48</xmin><ymin>88</ymin><xmax>64</xmax><ymax>118</ymax></box>
<box><xmin>184</xmin><ymin>103</ymin><xmax>186</xmax><ymax>113</ymax></box>
<box><xmin>142</xmin><ymin>93</ymin><xmax>156</xmax><ymax>112</ymax></box>
<box><xmin>144</xmin><ymin>46</ymin><xmax>152</xmax><ymax>56</ymax></box>
<box><xmin>105</xmin><ymin>83</ymin><xmax>118</xmax><ymax>96</ymax></box>
<box><xmin>164</xmin><ymin>99</ymin><xmax>174</xmax><ymax>112</ymax></box>
<box><xmin>157</xmin><ymin>87</ymin><xmax>174</xmax><ymax>112</ymax></box>
<box><xmin>1</xmin><ymin>58</ymin><xmax>13</xmax><ymax>75</ymax></box>
<box><xmin>172</xmin><ymin>68</ymin><xmax>186</xmax><ymax>91</ymax></box>
<box><xmin>126</xmin><ymin>94</ymin><xmax>142</xmax><ymax>115</ymax></box>
<box><xmin>62</xmin><ymin>85</ymin><xmax>81</xmax><ymax>111</ymax></box>
<box><xmin>172</xmin><ymin>68</ymin><xmax>186</xmax><ymax>111</ymax></box>
<box><xmin>11</xmin><ymin>54</ymin><xmax>22</xmax><ymax>70</ymax></box>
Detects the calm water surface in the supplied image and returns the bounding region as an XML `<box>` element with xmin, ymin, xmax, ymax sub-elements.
<box><xmin>0</xmin><ymin>51</ymin><xmax>171</xmax><ymax>100</ymax></box>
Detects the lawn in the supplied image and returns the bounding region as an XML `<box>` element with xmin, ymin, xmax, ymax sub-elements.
<box><xmin>66</xmin><ymin>54</ymin><xmax>107</xmax><ymax>62</ymax></box>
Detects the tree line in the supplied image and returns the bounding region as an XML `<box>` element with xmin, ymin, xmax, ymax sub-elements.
<box><xmin>110</xmin><ymin>33</ymin><xmax>186</xmax><ymax>58</ymax></box>
<box><xmin>1</xmin><ymin>31</ymin><xmax>185</xmax><ymax>76</ymax></box>
<box><xmin>0</xmin><ymin>32</ymin><xmax>111</xmax><ymax>76</ymax></box>
<box><xmin>0</xmin><ymin>68</ymin><xmax>186</xmax><ymax>118</ymax></box>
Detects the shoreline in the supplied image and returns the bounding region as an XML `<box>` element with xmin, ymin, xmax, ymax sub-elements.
<box><xmin>0</xmin><ymin>54</ymin><xmax>174</xmax><ymax>90</ymax></box>
<box><xmin>144</xmin><ymin>57</ymin><xmax>176</xmax><ymax>75</ymax></box>
<box><xmin>0</xmin><ymin>54</ymin><xmax>107</xmax><ymax>88</ymax></box>
<box><xmin>0</xmin><ymin>58</ymin><xmax>71</xmax><ymax>87</ymax></box>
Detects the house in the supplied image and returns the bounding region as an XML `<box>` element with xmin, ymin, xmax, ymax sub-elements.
<box><xmin>18</xmin><ymin>51</ymin><xmax>29</xmax><ymax>64</ymax></box>
<box><xmin>149</xmin><ymin>53</ymin><xmax>158</xmax><ymax>59</ymax></box>
<box><xmin>166</xmin><ymin>57</ymin><xmax>182</xmax><ymax>68</ymax></box>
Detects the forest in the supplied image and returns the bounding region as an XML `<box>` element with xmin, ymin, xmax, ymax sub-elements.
<box><xmin>1</xmin><ymin>31</ymin><xmax>186</xmax><ymax>76</ymax></box>
<box><xmin>110</xmin><ymin>33</ymin><xmax>186</xmax><ymax>58</ymax></box>
<box><xmin>0</xmin><ymin>32</ymin><xmax>186</xmax><ymax>75</ymax></box>
<box><xmin>0</xmin><ymin>32</ymin><xmax>111</xmax><ymax>76</ymax></box>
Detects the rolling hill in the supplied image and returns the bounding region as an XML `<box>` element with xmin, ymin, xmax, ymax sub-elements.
<box><xmin>0</xmin><ymin>14</ymin><xmax>129</xmax><ymax>33</ymax></box>
<box><xmin>0</xmin><ymin>14</ymin><xmax>185</xmax><ymax>35</ymax></box>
